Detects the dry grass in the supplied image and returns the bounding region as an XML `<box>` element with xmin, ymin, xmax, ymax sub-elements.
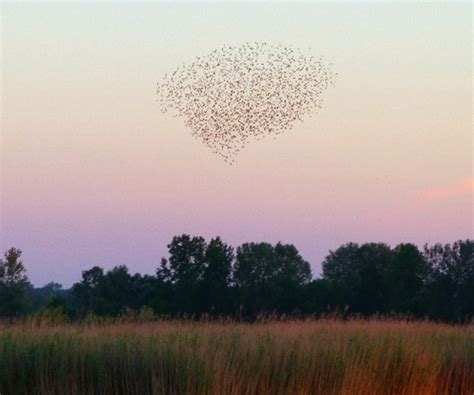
<box><xmin>0</xmin><ymin>318</ymin><xmax>472</xmax><ymax>394</ymax></box>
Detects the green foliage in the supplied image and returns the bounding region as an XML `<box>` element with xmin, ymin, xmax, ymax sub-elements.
<box><xmin>322</xmin><ymin>243</ymin><xmax>393</xmax><ymax>315</ymax></box>
<box><xmin>201</xmin><ymin>237</ymin><xmax>234</xmax><ymax>314</ymax></box>
<box><xmin>234</xmin><ymin>242</ymin><xmax>311</xmax><ymax>316</ymax></box>
<box><xmin>387</xmin><ymin>243</ymin><xmax>428</xmax><ymax>314</ymax></box>
<box><xmin>1</xmin><ymin>238</ymin><xmax>473</xmax><ymax>323</ymax></box>
<box><xmin>320</xmin><ymin>241</ymin><xmax>474</xmax><ymax>321</ymax></box>
<box><xmin>421</xmin><ymin>240</ymin><xmax>474</xmax><ymax>322</ymax></box>
<box><xmin>158</xmin><ymin>235</ymin><xmax>207</xmax><ymax>314</ymax></box>
<box><xmin>0</xmin><ymin>248</ymin><xmax>31</xmax><ymax>316</ymax></box>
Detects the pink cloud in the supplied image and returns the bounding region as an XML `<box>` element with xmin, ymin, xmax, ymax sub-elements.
<box><xmin>420</xmin><ymin>177</ymin><xmax>474</xmax><ymax>200</ymax></box>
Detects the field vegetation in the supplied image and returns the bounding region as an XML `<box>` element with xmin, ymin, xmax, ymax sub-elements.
<box><xmin>1</xmin><ymin>239</ymin><xmax>472</xmax><ymax>393</ymax></box>
<box><xmin>0</xmin><ymin>318</ymin><xmax>473</xmax><ymax>394</ymax></box>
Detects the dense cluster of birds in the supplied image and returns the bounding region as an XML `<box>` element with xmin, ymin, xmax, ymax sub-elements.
<box><xmin>157</xmin><ymin>42</ymin><xmax>336</xmax><ymax>163</ymax></box>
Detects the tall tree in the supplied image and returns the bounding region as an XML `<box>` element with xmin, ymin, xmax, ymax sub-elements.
<box><xmin>0</xmin><ymin>248</ymin><xmax>31</xmax><ymax>316</ymax></box>
<box><xmin>272</xmin><ymin>243</ymin><xmax>312</xmax><ymax>313</ymax></box>
<box><xmin>322</xmin><ymin>243</ymin><xmax>360</xmax><ymax>282</ymax></box>
<box><xmin>321</xmin><ymin>243</ymin><xmax>361</xmax><ymax>313</ymax></box>
<box><xmin>422</xmin><ymin>240</ymin><xmax>474</xmax><ymax>322</ymax></box>
<box><xmin>202</xmin><ymin>237</ymin><xmax>234</xmax><ymax>314</ymax></box>
<box><xmin>302</xmin><ymin>278</ymin><xmax>346</xmax><ymax>315</ymax></box>
<box><xmin>322</xmin><ymin>243</ymin><xmax>393</xmax><ymax>315</ymax></box>
<box><xmin>234</xmin><ymin>242</ymin><xmax>311</xmax><ymax>316</ymax></box>
<box><xmin>234</xmin><ymin>242</ymin><xmax>275</xmax><ymax>316</ymax></box>
<box><xmin>157</xmin><ymin>235</ymin><xmax>207</xmax><ymax>314</ymax></box>
<box><xmin>386</xmin><ymin>243</ymin><xmax>427</xmax><ymax>315</ymax></box>
<box><xmin>71</xmin><ymin>266</ymin><xmax>106</xmax><ymax>316</ymax></box>
<box><xmin>101</xmin><ymin>265</ymin><xmax>133</xmax><ymax>316</ymax></box>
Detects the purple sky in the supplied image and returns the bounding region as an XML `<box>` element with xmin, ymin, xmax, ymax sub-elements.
<box><xmin>1</xmin><ymin>3</ymin><xmax>472</xmax><ymax>287</ymax></box>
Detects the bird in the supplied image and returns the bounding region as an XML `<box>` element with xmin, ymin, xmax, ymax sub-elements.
<box><xmin>156</xmin><ymin>42</ymin><xmax>336</xmax><ymax>163</ymax></box>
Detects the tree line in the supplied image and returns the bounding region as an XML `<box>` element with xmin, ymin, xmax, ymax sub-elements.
<box><xmin>1</xmin><ymin>236</ymin><xmax>473</xmax><ymax>322</ymax></box>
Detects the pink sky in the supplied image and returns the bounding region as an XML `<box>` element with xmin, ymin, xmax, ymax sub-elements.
<box><xmin>1</xmin><ymin>3</ymin><xmax>472</xmax><ymax>286</ymax></box>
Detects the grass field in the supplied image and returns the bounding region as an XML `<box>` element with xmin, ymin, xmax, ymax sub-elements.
<box><xmin>0</xmin><ymin>318</ymin><xmax>472</xmax><ymax>394</ymax></box>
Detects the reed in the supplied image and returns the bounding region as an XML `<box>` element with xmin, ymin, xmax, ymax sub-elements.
<box><xmin>0</xmin><ymin>318</ymin><xmax>472</xmax><ymax>394</ymax></box>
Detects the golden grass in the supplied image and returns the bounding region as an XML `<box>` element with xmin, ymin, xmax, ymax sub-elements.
<box><xmin>0</xmin><ymin>318</ymin><xmax>472</xmax><ymax>394</ymax></box>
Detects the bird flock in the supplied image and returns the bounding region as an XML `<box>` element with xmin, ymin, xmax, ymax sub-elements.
<box><xmin>157</xmin><ymin>42</ymin><xmax>336</xmax><ymax>164</ymax></box>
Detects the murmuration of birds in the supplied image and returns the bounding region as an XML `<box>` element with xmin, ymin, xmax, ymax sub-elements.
<box><xmin>156</xmin><ymin>42</ymin><xmax>337</xmax><ymax>164</ymax></box>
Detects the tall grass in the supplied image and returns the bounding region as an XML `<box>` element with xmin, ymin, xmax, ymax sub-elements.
<box><xmin>0</xmin><ymin>318</ymin><xmax>472</xmax><ymax>394</ymax></box>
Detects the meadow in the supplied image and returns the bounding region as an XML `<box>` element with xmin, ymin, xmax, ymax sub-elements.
<box><xmin>0</xmin><ymin>318</ymin><xmax>472</xmax><ymax>395</ymax></box>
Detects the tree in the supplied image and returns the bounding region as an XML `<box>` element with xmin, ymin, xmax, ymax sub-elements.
<box><xmin>422</xmin><ymin>240</ymin><xmax>474</xmax><ymax>322</ymax></box>
<box><xmin>234</xmin><ymin>242</ymin><xmax>311</xmax><ymax>317</ymax></box>
<box><xmin>5</xmin><ymin>237</ymin><xmax>472</xmax><ymax>322</ymax></box>
<box><xmin>164</xmin><ymin>235</ymin><xmax>207</xmax><ymax>285</ymax></box>
<box><xmin>386</xmin><ymin>243</ymin><xmax>427</xmax><ymax>315</ymax></box>
<box><xmin>321</xmin><ymin>243</ymin><xmax>361</xmax><ymax>313</ymax></box>
<box><xmin>157</xmin><ymin>235</ymin><xmax>207</xmax><ymax>314</ymax></box>
<box><xmin>101</xmin><ymin>265</ymin><xmax>133</xmax><ymax>316</ymax></box>
<box><xmin>72</xmin><ymin>266</ymin><xmax>150</xmax><ymax>317</ymax></box>
<box><xmin>302</xmin><ymin>278</ymin><xmax>345</xmax><ymax>316</ymax></box>
<box><xmin>322</xmin><ymin>243</ymin><xmax>393</xmax><ymax>315</ymax></box>
<box><xmin>234</xmin><ymin>242</ymin><xmax>275</xmax><ymax>316</ymax></box>
<box><xmin>0</xmin><ymin>248</ymin><xmax>32</xmax><ymax>316</ymax></box>
<box><xmin>71</xmin><ymin>266</ymin><xmax>106</xmax><ymax>316</ymax></box>
<box><xmin>131</xmin><ymin>273</ymin><xmax>166</xmax><ymax>314</ymax></box>
<box><xmin>201</xmin><ymin>237</ymin><xmax>234</xmax><ymax>314</ymax></box>
<box><xmin>272</xmin><ymin>243</ymin><xmax>312</xmax><ymax>312</ymax></box>
<box><xmin>29</xmin><ymin>282</ymin><xmax>65</xmax><ymax>311</ymax></box>
<box><xmin>453</xmin><ymin>240</ymin><xmax>474</xmax><ymax>321</ymax></box>
<box><xmin>322</xmin><ymin>242</ymin><xmax>360</xmax><ymax>282</ymax></box>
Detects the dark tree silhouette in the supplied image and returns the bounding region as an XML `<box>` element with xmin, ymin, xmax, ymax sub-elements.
<box><xmin>422</xmin><ymin>240</ymin><xmax>474</xmax><ymax>322</ymax></box>
<box><xmin>202</xmin><ymin>237</ymin><xmax>234</xmax><ymax>314</ymax></box>
<box><xmin>101</xmin><ymin>265</ymin><xmax>134</xmax><ymax>316</ymax></box>
<box><xmin>234</xmin><ymin>242</ymin><xmax>276</xmax><ymax>316</ymax></box>
<box><xmin>2</xmin><ymin>238</ymin><xmax>473</xmax><ymax>322</ymax></box>
<box><xmin>322</xmin><ymin>243</ymin><xmax>393</xmax><ymax>315</ymax></box>
<box><xmin>157</xmin><ymin>235</ymin><xmax>207</xmax><ymax>314</ymax></box>
<box><xmin>29</xmin><ymin>282</ymin><xmax>65</xmax><ymax>311</ymax></box>
<box><xmin>302</xmin><ymin>278</ymin><xmax>346</xmax><ymax>315</ymax></box>
<box><xmin>272</xmin><ymin>243</ymin><xmax>312</xmax><ymax>313</ymax></box>
<box><xmin>234</xmin><ymin>242</ymin><xmax>311</xmax><ymax>316</ymax></box>
<box><xmin>0</xmin><ymin>248</ymin><xmax>31</xmax><ymax>316</ymax></box>
<box><xmin>71</xmin><ymin>266</ymin><xmax>106</xmax><ymax>316</ymax></box>
<box><xmin>386</xmin><ymin>243</ymin><xmax>427</xmax><ymax>315</ymax></box>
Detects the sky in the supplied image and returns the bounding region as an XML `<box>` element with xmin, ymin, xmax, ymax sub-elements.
<box><xmin>1</xmin><ymin>2</ymin><xmax>472</xmax><ymax>287</ymax></box>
